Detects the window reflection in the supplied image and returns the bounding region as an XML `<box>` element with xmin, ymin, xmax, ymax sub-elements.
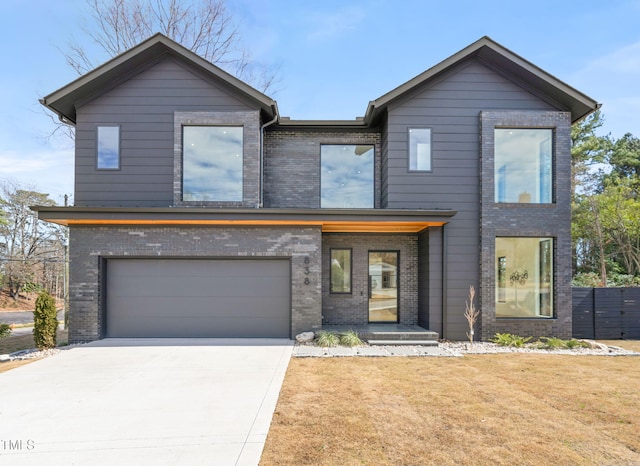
<box><xmin>495</xmin><ymin>129</ymin><xmax>552</xmax><ymax>203</ymax></box>
<box><xmin>183</xmin><ymin>126</ymin><xmax>243</xmax><ymax>201</ymax></box>
<box><xmin>495</xmin><ymin>237</ymin><xmax>553</xmax><ymax>318</ymax></box>
<box><xmin>330</xmin><ymin>249</ymin><xmax>351</xmax><ymax>293</ymax></box>
<box><xmin>321</xmin><ymin>145</ymin><xmax>374</xmax><ymax>208</ymax></box>
<box><xmin>409</xmin><ymin>128</ymin><xmax>431</xmax><ymax>171</ymax></box>
<box><xmin>97</xmin><ymin>126</ymin><xmax>119</xmax><ymax>169</ymax></box>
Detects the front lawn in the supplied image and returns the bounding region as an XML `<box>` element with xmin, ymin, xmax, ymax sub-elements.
<box><xmin>261</xmin><ymin>352</ymin><xmax>640</xmax><ymax>465</ymax></box>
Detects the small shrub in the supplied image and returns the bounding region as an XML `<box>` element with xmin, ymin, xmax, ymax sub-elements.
<box><xmin>339</xmin><ymin>330</ymin><xmax>364</xmax><ymax>347</ymax></box>
<box><xmin>315</xmin><ymin>331</ymin><xmax>340</xmax><ymax>347</ymax></box>
<box><xmin>537</xmin><ymin>336</ymin><xmax>566</xmax><ymax>350</ymax></box>
<box><xmin>33</xmin><ymin>291</ymin><xmax>58</xmax><ymax>349</ymax></box>
<box><xmin>490</xmin><ymin>333</ymin><xmax>532</xmax><ymax>347</ymax></box>
<box><xmin>0</xmin><ymin>323</ymin><xmax>12</xmax><ymax>339</ymax></box>
<box><xmin>565</xmin><ymin>339</ymin><xmax>591</xmax><ymax>349</ymax></box>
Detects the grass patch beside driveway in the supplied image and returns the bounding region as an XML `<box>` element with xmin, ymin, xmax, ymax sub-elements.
<box><xmin>261</xmin><ymin>353</ymin><xmax>640</xmax><ymax>465</ymax></box>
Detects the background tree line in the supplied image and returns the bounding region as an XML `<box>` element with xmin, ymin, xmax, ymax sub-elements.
<box><xmin>572</xmin><ymin>110</ymin><xmax>640</xmax><ymax>287</ymax></box>
<box><xmin>0</xmin><ymin>183</ymin><xmax>67</xmax><ymax>301</ymax></box>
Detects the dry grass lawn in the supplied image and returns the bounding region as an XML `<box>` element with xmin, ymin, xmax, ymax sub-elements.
<box><xmin>261</xmin><ymin>352</ymin><xmax>640</xmax><ymax>465</ymax></box>
<box><xmin>0</xmin><ymin>329</ymin><xmax>68</xmax><ymax>355</ymax></box>
<box><xmin>0</xmin><ymin>329</ymin><xmax>69</xmax><ymax>374</ymax></box>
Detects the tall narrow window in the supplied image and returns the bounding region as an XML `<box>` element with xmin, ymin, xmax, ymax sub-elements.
<box><xmin>495</xmin><ymin>237</ymin><xmax>554</xmax><ymax>318</ymax></box>
<box><xmin>321</xmin><ymin>145</ymin><xmax>374</xmax><ymax>208</ymax></box>
<box><xmin>330</xmin><ymin>249</ymin><xmax>352</xmax><ymax>293</ymax></box>
<box><xmin>183</xmin><ymin>126</ymin><xmax>243</xmax><ymax>201</ymax></box>
<box><xmin>495</xmin><ymin>129</ymin><xmax>553</xmax><ymax>203</ymax></box>
<box><xmin>409</xmin><ymin>128</ymin><xmax>431</xmax><ymax>171</ymax></box>
<box><xmin>97</xmin><ymin>126</ymin><xmax>120</xmax><ymax>170</ymax></box>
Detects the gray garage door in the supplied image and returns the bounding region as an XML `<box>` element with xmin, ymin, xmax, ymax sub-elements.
<box><xmin>106</xmin><ymin>259</ymin><xmax>290</xmax><ymax>338</ymax></box>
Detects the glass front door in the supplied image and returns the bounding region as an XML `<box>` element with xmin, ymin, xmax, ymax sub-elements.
<box><xmin>368</xmin><ymin>251</ymin><xmax>398</xmax><ymax>322</ymax></box>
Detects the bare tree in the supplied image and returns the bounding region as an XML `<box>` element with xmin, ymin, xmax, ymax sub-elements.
<box><xmin>0</xmin><ymin>182</ymin><xmax>66</xmax><ymax>300</ymax></box>
<box><xmin>65</xmin><ymin>0</ymin><xmax>277</xmax><ymax>92</ymax></box>
<box><xmin>464</xmin><ymin>285</ymin><xmax>479</xmax><ymax>345</ymax></box>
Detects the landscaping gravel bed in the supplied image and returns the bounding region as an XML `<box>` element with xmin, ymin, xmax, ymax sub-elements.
<box><xmin>435</xmin><ymin>341</ymin><xmax>639</xmax><ymax>356</ymax></box>
<box><xmin>294</xmin><ymin>340</ymin><xmax>640</xmax><ymax>357</ymax></box>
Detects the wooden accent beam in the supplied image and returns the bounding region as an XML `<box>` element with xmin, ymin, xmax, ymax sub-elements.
<box><xmin>56</xmin><ymin>218</ymin><xmax>446</xmax><ymax>232</ymax></box>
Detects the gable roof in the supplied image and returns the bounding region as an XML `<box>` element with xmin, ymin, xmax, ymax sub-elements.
<box><xmin>41</xmin><ymin>34</ymin><xmax>598</xmax><ymax>127</ymax></box>
<box><xmin>40</xmin><ymin>33</ymin><xmax>278</xmax><ymax>125</ymax></box>
<box><xmin>364</xmin><ymin>36</ymin><xmax>600</xmax><ymax>125</ymax></box>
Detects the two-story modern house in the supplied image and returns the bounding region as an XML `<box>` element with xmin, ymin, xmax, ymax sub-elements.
<box><xmin>36</xmin><ymin>34</ymin><xmax>599</xmax><ymax>344</ymax></box>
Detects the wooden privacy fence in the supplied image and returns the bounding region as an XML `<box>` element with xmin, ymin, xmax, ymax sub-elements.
<box><xmin>573</xmin><ymin>287</ymin><xmax>640</xmax><ymax>339</ymax></box>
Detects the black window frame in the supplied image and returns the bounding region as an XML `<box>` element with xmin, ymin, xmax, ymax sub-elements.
<box><xmin>320</xmin><ymin>144</ymin><xmax>375</xmax><ymax>208</ymax></box>
<box><xmin>96</xmin><ymin>125</ymin><xmax>121</xmax><ymax>171</ymax></box>
<box><xmin>408</xmin><ymin>127</ymin><xmax>432</xmax><ymax>172</ymax></box>
<box><xmin>330</xmin><ymin>248</ymin><xmax>353</xmax><ymax>294</ymax></box>
<box><xmin>493</xmin><ymin>127</ymin><xmax>555</xmax><ymax>204</ymax></box>
<box><xmin>181</xmin><ymin>124</ymin><xmax>244</xmax><ymax>202</ymax></box>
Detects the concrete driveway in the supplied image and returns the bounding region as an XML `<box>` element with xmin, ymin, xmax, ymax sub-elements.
<box><xmin>0</xmin><ymin>338</ymin><xmax>293</xmax><ymax>465</ymax></box>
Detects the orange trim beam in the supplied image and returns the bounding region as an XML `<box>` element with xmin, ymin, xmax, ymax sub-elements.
<box><xmin>56</xmin><ymin>218</ymin><xmax>446</xmax><ymax>233</ymax></box>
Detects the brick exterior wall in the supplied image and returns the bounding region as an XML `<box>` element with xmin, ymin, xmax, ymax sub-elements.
<box><xmin>263</xmin><ymin>128</ymin><xmax>382</xmax><ymax>208</ymax></box>
<box><xmin>173</xmin><ymin>111</ymin><xmax>261</xmax><ymax>207</ymax></box>
<box><xmin>479</xmin><ymin>111</ymin><xmax>573</xmax><ymax>340</ymax></box>
<box><xmin>68</xmin><ymin>225</ymin><xmax>322</xmax><ymax>343</ymax></box>
<box><xmin>321</xmin><ymin>233</ymin><xmax>418</xmax><ymax>326</ymax></box>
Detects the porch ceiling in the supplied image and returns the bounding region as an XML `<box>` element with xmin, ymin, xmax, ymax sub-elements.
<box><xmin>31</xmin><ymin>207</ymin><xmax>456</xmax><ymax>233</ymax></box>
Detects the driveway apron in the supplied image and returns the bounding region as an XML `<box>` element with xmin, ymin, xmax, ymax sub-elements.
<box><xmin>0</xmin><ymin>338</ymin><xmax>293</xmax><ymax>465</ymax></box>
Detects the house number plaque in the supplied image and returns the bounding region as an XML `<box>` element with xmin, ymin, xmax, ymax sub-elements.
<box><xmin>304</xmin><ymin>257</ymin><xmax>310</xmax><ymax>285</ymax></box>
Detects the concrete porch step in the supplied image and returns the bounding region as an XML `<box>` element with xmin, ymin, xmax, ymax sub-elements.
<box><xmin>361</xmin><ymin>331</ymin><xmax>439</xmax><ymax>341</ymax></box>
<box><xmin>367</xmin><ymin>339</ymin><xmax>439</xmax><ymax>346</ymax></box>
<box><xmin>321</xmin><ymin>324</ymin><xmax>439</xmax><ymax>344</ymax></box>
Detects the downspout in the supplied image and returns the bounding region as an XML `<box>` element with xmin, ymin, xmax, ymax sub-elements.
<box><xmin>259</xmin><ymin>107</ymin><xmax>278</xmax><ymax>208</ymax></box>
<box><xmin>441</xmin><ymin>223</ymin><xmax>448</xmax><ymax>339</ymax></box>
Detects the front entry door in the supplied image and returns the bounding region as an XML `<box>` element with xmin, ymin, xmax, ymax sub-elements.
<box><xmin>368</xmin><ymin>251</ymin><xmax>398</xmax><ymax>322</ymax></box>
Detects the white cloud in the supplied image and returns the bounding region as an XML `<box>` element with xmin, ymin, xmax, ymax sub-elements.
<box><xmin>0</xmin><ymin>148</ymin><xmax>74</xmax><ymax>203</ymax></box>
<box><xmin>306</xmin><ymin>6</ymin><xmax>366</xmax><ymax>42</ymax></box>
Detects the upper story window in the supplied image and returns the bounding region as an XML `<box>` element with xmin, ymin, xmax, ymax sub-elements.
<box><xmin>182</xmin><ymin>126</ymin><xmax>243</xmax><ymax>202</ymax></box>
<box><xmin>495</xmin><ymin>129</ymin><xmax>553</xmax><ymax>203</ymax></box>
<box><xmin>97</xmin><ymin>126</ymin><xmax>120</xmax><ymax>170</ymax></box>
<box><xmin>409</xmin><ymin>128</ymin><xmax>431</xmax><ymax>171</ymax></box>
<box><xmin>321</xmin><ymin>145</ymin><xmax>374</xmax><ymax>208</ymax></box>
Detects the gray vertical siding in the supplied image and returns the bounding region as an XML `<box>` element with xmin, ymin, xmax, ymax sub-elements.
<box><xmin>380</xmin><ymin>115</ymin><xmax>389</xmax><ymax>208</ymax></box>
<box><xmin>74</xmin><ymin>57</ymin><xmax>256</xmax><ymax>207</ymax></box>
<box><xmin>418</xmin><ymin>227</ymin><xmax>443</xmax><ymax>333</ymax></box>
<box><xmin>384</xmin><ymin>58</ymin><xmax>556</xmax><ymax>340</ymax></box>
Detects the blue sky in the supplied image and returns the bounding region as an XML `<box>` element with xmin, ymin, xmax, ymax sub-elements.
<box><xmin>1</xmin><ymin>0</ymin><xmax>639</xmax><ymax>204</ymax></box>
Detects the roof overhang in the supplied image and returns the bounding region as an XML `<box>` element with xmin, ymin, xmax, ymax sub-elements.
<box><xmin>40</xmin><ymin>33</ymin><xmax>278</xmax><ymax>125</ymax></box>
<box><xmin>32</xmin><ymin>207</ymin><xmax>456</xmax><ymax>233</ymax></box>
<box><xmin>364</xmin><ymin>36</ymin><xmax>600</xmax><ymax>125</ymax></box>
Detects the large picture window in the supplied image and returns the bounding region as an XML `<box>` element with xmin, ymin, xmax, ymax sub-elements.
<box><xmin>495</xmin><ymin>129</ymin><xmax>552</xmax><ymax>203</ymax></box>
<box><xmin>321</xmin><ymin>145</ymin><xmax>374</xmax><ymax>208</ymax></box>
<box><xmin>330</xmin><ymin>249</ymin><xmax>352</xmax><ymax>293</ymax></box>
<box><xmin>495</xmin><ymin>237</ymin><xmax>554</xmax><ymax>318</ymax></box>
<box><xmin>97</xmin><ymin>126</ymin><xmax>120</xmax><ymax>170</ymax></box>
<box><xmin>183</xmin><ymin>126</ymin><xmax>243</xmax><ymax>201</ymax></box>
<box><xmin>409</xmin><ymin>128</ymin><xmax>431</xmax><ymax>171</ymax></box>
